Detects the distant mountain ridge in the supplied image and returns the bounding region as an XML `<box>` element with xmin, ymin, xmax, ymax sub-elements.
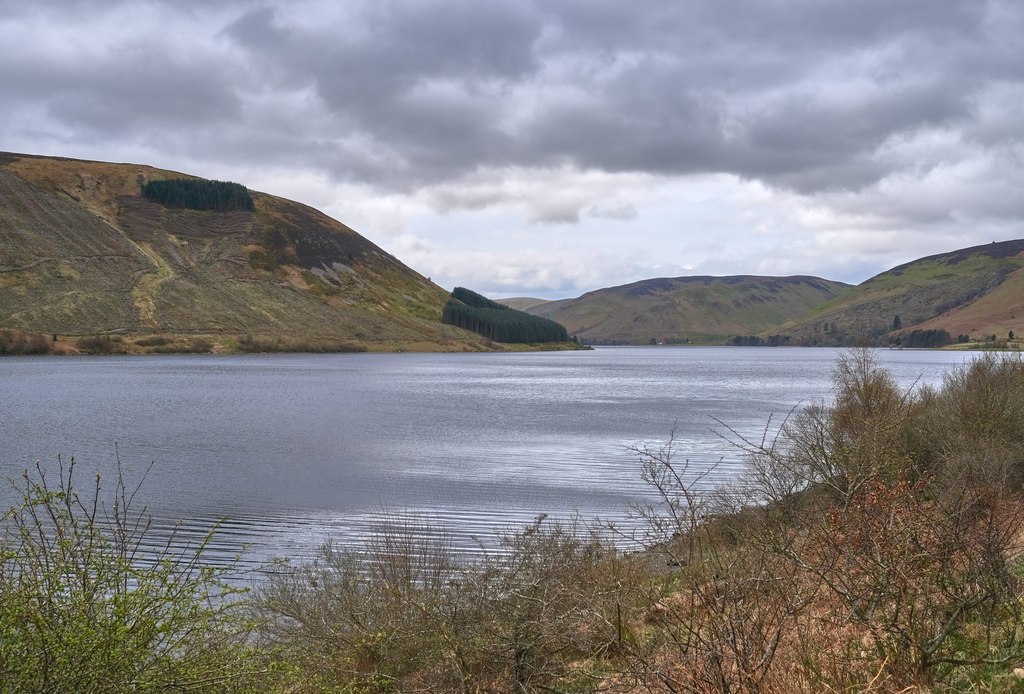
<box><xmin>524</xmin><ymin>275</ymin><xmax>850</xmax><ymax>344</ymax></box>
<box><xmin>0</xmin><ymin>152</ymin><xmax>487</xmax><ymax>352</ymax></box>
<box><xmin>6</xmin><ymin>152</ymin><xmax>1020</xmax><ymax>351</ymax></box>
<box><xmin>499</xmin><ymin>297</ymin><xmax>553</xmax><ymax>312</ymax></box>
<box><xmin>521</xmin><ymin>241</ymin><xmax>1024</xmax><ymax>346</ymax></box>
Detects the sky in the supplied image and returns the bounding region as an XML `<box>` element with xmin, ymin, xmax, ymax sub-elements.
<box><xmin>1</xmin><ymin>1</ymin><xmax>1022</xmax><ymax>299</ymax></box>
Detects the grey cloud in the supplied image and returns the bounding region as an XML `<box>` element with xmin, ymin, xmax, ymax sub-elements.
<box><xmin>0</xmin><ymin>6</ymin><xmax>244</xmax><ymax>145</ymax></box>
<box><xmin>223</xmin><ymin>1</ymin><xmax>541</xmax><ymax>185</ymax></box>
<box><xmin>731</xmin><ymin>81</ymin><xmax>976</xmax><ymax>192</ymax></box>
<box><xmin>213</xmin><ymin>0</ymin><xmax>1017</xmax><ymax>196</ymax></box>
<box><xmin>46</xmin><ymin>64</ymin><xmax>242</xmax><ymax>135</ymax></box>
<box><xmin>225</xmin><ymin>2</ymin><xmax>542</xmax><ymax>108</ymax></box>
<box><xmin>588</xmin><ymin>203</ymin><xmax>637</xmax><ymax>221</ymax></box>
<box><xmin>2</xmin><ymin>0</ymin><xmax>1021</xmax><ymax>212</ymax></box>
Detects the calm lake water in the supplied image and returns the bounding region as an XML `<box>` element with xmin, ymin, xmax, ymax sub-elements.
<box><xmin>0</xmin><ymin>346</ymin><xmax>984</xmax><ymax>577</ymax></box>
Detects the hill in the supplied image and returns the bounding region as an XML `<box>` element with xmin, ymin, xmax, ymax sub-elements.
<box><xmin>780</xmin><ymin>239</ymin><xmax>1024</xmax><ymax>346</ymax></box>
<box><xmin>498</xmin><ymin>297</ymin><xmax>553</xmax><ymax>312</ymax></box>
<box><xmin>523</xmin><ymin>275</ymin><xmax>850</xmax><ymax>344</ymax></box>
<box><xmin>0</xmin><ymin>152</ymin><xmax>494</xmax><ymax>353</ymax></box>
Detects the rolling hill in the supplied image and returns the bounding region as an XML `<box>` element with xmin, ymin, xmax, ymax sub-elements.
<box><xmin>522</xmin><ymin>275</ymin><xmax>851</xmax><ymax>344</ymax></box>
<box><xmin>7</xmin><ymin>151</ymin><xmax>1020</xmax><ymax>352</ymax></box>
<box><xmin>499</xmin><ymin>297</ymin><xmax>554</xmax><ymax>312</ymax></box>
<box><xmin>780</xmin><ymin>239</ymin><xmax>1024</xmax><ymax>345</ymax></box>
<box><xmin>0</xmin><ymin>152</ymin><xmax>491</xmax><ymax>353</ymax></box>
<box><xmin>524</xmin><ymin>239</ymin><xmax>1024</xmax><ymax>347</ymax></box>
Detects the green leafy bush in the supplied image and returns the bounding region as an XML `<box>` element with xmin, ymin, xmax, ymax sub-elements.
<box><xmin>0</xmin><ymin>458</ymin><xmax>268</xmax><ymax>692</ymax></box>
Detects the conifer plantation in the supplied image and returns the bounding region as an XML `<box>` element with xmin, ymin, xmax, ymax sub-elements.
<box><xmin>142</xmin><ymin>178</ymin><xmax>255</xmax><ymax>212</ymax></box>
<box><xmin>442</xmin><ymin>287</ymin><xmax>570</xmax><ymax>344</ymax></box>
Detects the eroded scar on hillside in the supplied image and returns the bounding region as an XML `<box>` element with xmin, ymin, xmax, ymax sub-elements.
<box><xmin>132</xmin><ymin>242</ymin><xmax>175</xmax><ymax>327</ymax></box>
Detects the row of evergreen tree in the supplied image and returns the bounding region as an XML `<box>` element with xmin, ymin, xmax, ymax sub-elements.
<box><xmin>892</xmin><ymin>329</ymin><xmax>953</xmax><ymax>348</ymax></box>
<box><xmin>142</xmin><ymin>179</ymin><xmax>254</xmax><ymax>212</ymax></box>
<box><xmin>442</xmin><ymin>288</ymin><xmax>569</xmax><ymax>344</ymax></box>
<box><xmin>728</xmin><ymin>334</ymin><xmax>791</xmax><ymax>346</ymax></box>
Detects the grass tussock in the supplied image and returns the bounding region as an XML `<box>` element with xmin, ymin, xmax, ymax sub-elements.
<box><xmin>6</xmin><ymin>349</ymin><xmax>1024</xmax><ymax>692</ymax></box>
<box><xmin>135</xmin><ymin>335</ymin><xmax>215</xmax><ymax>353</ymax></box>
<box><xmin>0</xmin><ymin>329</ymin><xmax>52</xmax><ymax>355</ymax></box>
<box><xmin>236</xmin><ymin>334</ymin><xmax>367</xmax><ymax>353</ymax></box>
<box><xmin>73</xmin><ymin>334</ymin><xmax>125</xmax><ymax>354</ymax></box>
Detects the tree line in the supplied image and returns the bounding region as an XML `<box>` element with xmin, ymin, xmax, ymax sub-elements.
<box><xmin>728</xmin><ymin>334</ymin><xmax>791</xmax><ymax>346</ymax></box>
<box><xmin>141</xmin><ymin>178</ymin><xmax>255</xmax><ymax>212</ymax></box>
<box><xmin>442</xmin><ymin>287</ymin><xmax>569</xmax><ymax>343</ymax></box>
<box><xmin>890</xmin><ymin>328</ymin><xmax>953</xmax><ymax>348</ymax></box>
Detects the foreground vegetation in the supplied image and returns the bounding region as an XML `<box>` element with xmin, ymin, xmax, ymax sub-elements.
<box><xmin>0</xmin><ymin>459</ymin><xmax>268</xmax><ymax>691</ymax></box>
<box><xmin>4</xmin><ymin>350</ymin><xmax>1024</xmax><ymax>691</ymax></box>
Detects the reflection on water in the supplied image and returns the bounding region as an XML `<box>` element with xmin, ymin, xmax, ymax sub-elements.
<box><xmin>0</xmin><ymin>347</ymin><xmax>981</xmax><ymax>576</ymax></box>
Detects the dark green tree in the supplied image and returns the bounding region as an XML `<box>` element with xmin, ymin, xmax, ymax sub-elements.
<box><xmin>442</xmin><ymin>288</ymin><xmax>569</xmax><ymax>344</ymax></box>
<box><xmin>902</xmin><ymin>329</ymin><xmax>952</xmax><ymax>348</ymax></box>
<box><xmin>142</xmin><ymin>179</ymin><xmax>254</xmax><ymax>212</ymax></box>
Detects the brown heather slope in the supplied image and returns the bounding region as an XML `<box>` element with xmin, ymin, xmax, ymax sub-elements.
<box><xmin>524</xmin><ymin>275</ymin><xmax>850</xmax><ymax>344</ymax></box>
<box><xmin>0</xmin><ymin>152</ymin><xmax>488</xmax><ymax>352</ymax></box>
<box><xmin>907</xmin><ymin>264</ymin><xmax>1024</xmax><ymax>339</ymax></box>
<box><xmin>779</xmin><ymin>239</ymin><xmax>1024</xmax><ymax>345</ymax></box>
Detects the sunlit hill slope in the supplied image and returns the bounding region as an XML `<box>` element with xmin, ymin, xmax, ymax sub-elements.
<box><xmin>780</xmin><ymin>239</ymin><xmax>1024</xmax><ymax>345</ymax></box>
<box><xmin>0</xmin><ymin>152</ymin><xmax>491</xmax><ymax>353</ymax></box>
<box><xmin>523</xmin><ymin>275</ymin><xmax>851</xmax><ymax>345</ymax></box>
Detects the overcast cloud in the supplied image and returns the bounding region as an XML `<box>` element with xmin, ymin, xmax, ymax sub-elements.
<box><xmin>2</xmin><ymin>0</ymin><xmax>1022</xmax><ymax>297</ymax></box>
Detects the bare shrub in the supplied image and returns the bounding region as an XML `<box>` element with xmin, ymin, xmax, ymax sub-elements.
<box><xmin>237</xmin><ymin>334</ymin><xmax>367</xmax><ymax>353</ymax></box>
<box><xmin>622</xmin><ymin>439</ymin><xmax>811</xmax><ymax>693</ymax></box>
<box><xmin>734</xmin><ymin>350</ymin><xmax>1024</xmax><ymax>691</ymax></box>
<box><xmin>133</xmin><ymin>334</ymin><xmax>171</xmax><ymax>347</ymax></box>
<box><xmin>256</xmin><ymin>513</ymin><xmax>648</xmax><ymax>693</ymax></box>
<box><xmin>917</xmin><ymin>352</ymin><xmax>1024</xmax><ymax>483</ymax></box>
<box><xmin>475</xmin><ymin>515</ymin><xmax>649</xmax><ymax>693</ymax></box>
<box><xmin>74</xmin><ymin>334</ymin><xmax>121</xmax><ymax>354</ymax></box>
<box><xmin>622</xmin><ymin>349</ymin><xmax>1024</xmax><ymax>692</ymax></box>
<box><xmin>255</xmin><ymin>516</ymin><xmax>475</xmax><ymax>692</ymax></box>
<box><xmin>188</xmin><ymin>338</ymin><xmax>214</xmax><ymax>353</ymax></box>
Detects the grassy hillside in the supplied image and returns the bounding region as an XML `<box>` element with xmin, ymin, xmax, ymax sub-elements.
<box><xmin>8</xmin><ymin>151</ymin><xmax>1018</xmax><ymax>351</ymax></box>
<box><xmin>780</xmin><ymin>239</ymin><xmax>1024</xmax><ymax>345</ymax></box>
<box><xmin>0</xmin><ymin>152</ymin><xmax>493</xmax><ymax>353</ymax></box>
<box><xmin>524</xmin><ymin>275</ymin><xmax>850</xmax><ymax>344</ymax></box>
<box><xmin>498</xmin><ymin>297</ymin><xmax>553</xmax><ymax>312</ymax></box>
